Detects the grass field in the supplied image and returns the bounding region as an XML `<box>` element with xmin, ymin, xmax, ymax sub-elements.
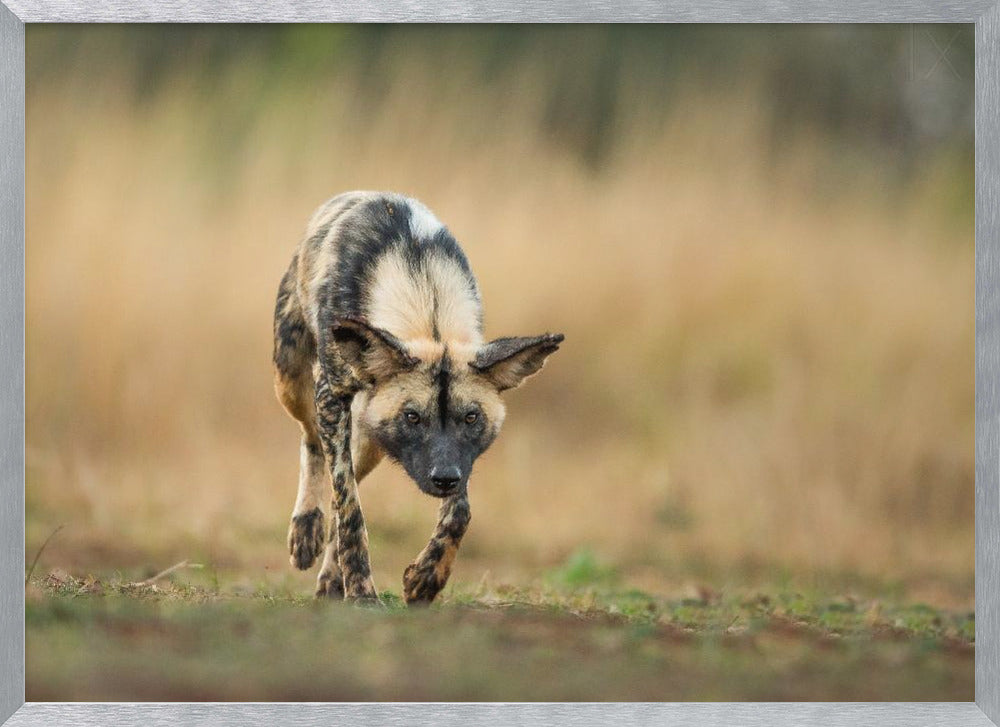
<box><xmin>27</xmin><ymin>560</ymin><xmax>973</xmax><ymax>701</ymax></box>
<box><xmin>25</xmin><ymin>25</ymin><xmax>974</xmax><ymax>701</ymax></box>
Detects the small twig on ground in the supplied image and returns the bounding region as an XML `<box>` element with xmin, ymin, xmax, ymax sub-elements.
<box><xmin>140</xmin><ymin>560</ymin><xmax>202</xmax><ymax>586</ymax></box>
<box><xmin>25</xmin><ymin>524</ymin><xmax>65</xmax><ymax>587</ymax></box>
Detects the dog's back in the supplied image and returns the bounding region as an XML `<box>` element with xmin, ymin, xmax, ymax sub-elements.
<box><xmin>293</xmin><ymin>192</ymin><xmax>484</xmax><ymax>365</ymax></box>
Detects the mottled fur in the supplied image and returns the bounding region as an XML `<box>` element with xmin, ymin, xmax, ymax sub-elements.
<box><xmin>273</xmin><ymin>191</ymin><xmax>563</xmax><ymax>604</ymax></box>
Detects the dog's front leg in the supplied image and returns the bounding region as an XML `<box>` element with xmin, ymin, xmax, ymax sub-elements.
<box><xmin>314</xmin><ymin>374</ymin><xmax>378</xmax><ymax>603</ymax></box>
<box><xmin>403</xmin><ymin>494</ymin><xmax>471</xmax><ymax>605</ymax></box>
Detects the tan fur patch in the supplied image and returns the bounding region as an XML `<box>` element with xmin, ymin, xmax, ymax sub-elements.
<box><xmin>361</xmin><ymin>369</ymin><xmax>436</xmax><ymax>427</ymax></box>
<box><xmin>449</xmin><ymin>372</ymin><xmax>507</xmax><ymax>431</ymax></box>
<box><xmin>366</xmin><ymin>249</ymin><xmax>482</xmax><ymax>346</ymax></box>
<box><xmin>366</xmin><ymin>251</ymin><xmax>437</xmax><ymax>340</ymax></box>
<box><xmin>405</xmin><ymin>338</ymin><xmax>447</xmax><ymax>362</ymax></box>
<box><xmin>350</xmin><ymin>391</ymin><xmax>386</xmax><ymax>481</ymax></box>
<box><xmin>433</xmin><ymin>541</ymin><xmax>459</xmax><ymax>583</ymax></box>
<box><xmin>424</xmin><ymin>255</ymin><xmax>483</xmax><ymax>344</ymax></box>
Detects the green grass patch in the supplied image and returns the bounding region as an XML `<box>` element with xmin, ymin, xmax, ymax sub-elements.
<box><xmin>26</xmin><ymin>572</ymin><xmax>973</xmax><ymax>701</ymax></box>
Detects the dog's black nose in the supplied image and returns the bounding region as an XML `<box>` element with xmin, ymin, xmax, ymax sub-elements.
<box><xmin>430</xmin><ymin>466</ymin><xmax>462</xmax><ymax>492</ymax></box>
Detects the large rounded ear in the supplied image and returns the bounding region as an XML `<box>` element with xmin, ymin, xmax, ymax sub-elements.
<box><xmin>470</xmin><ymin>333</ymin><xmax>564</xmax><ymax>391</ymax></box>
<box><xmin>331</xmin><ymin>317</ymin><xmax>418</xmax><ymax>383</ymax></box>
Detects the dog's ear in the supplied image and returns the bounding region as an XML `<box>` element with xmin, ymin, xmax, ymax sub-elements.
<box><xmin>331</xmin><ymin>317</ymin><xmax>418</xmax><ymax>383</ymax></box>
<box><xmin>470</xmin><ymin>333</ymin><xmax>564</xmax><ymax>391</ymax></box>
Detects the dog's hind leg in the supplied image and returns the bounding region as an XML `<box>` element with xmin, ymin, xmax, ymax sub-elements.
<box><xmin>274</xmin><ymin>257</ymin><xmax>327</xmax><ymax>571</ymax></box>
<box><xmin>314</xmin><ymin>519</ymin><xmax>344</xmax><ymax>598</ymax></box>
<box><xmin>286</xmin><ymin>424</ymin><xmax>328</xmax><ymax>571</ymax></box>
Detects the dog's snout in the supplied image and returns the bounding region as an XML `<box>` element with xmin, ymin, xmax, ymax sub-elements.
<box><xmin>430</xmin><ymin>465</ymin><xmax>462</xmax><ymax>492</ymax></box>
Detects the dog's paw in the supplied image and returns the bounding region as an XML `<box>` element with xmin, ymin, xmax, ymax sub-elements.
<box><xmin>287</xmin><ymin>508</ymin><xmax>325</xmax><ymax>570</ymax></box>
<box><xmin>315</xmin><ymin>569</ymin><xmax>346</xmax><ymax>600</ymax></box>
<box><xmin>402</xmin><ymin>561</ymin><xmax>442</xmax><ymax>605</ymax></box>
<box><xmin>344</xmin><ymin>577</ymin><xmax>381</xmax><ymax>606</ymax></box>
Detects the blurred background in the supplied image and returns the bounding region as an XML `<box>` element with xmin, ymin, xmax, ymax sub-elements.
<box><xmin>26</xmin><ymin>24</ymin><xmax>974</xmax><ymax>609</ymax></box>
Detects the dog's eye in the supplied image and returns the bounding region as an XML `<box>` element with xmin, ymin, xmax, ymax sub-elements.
<box><xmin>404</xmin><ymin>411</ymin><xmax>420</xmax><ymax>424</ymax></box>
<box><xmin>465</xmin><ymin>412</ymin><xmax>478</xmax><ymax>425</ymax></box>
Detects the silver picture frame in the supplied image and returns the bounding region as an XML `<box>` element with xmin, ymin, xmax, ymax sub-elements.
<box><xmin>1</xmin><ymin>2</ymin><xmax>997</xmax><ymax>725</ymax></box>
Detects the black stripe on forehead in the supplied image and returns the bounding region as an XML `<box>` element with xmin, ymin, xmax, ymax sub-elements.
<box><xmin>436</xmin><ymin>352</ymin><xmax>451</xmax><ymax>427</ymax></box>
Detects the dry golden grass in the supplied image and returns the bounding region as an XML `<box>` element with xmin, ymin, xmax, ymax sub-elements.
<box><xmin>25</xmin><ymin>49</ymin><xmax>973</xmax><ymax>609</ymax></box>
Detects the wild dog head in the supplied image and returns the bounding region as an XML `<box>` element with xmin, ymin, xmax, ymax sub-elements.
<box><xmin>332</xmin><ymin>317</ymin><xmax>563</xmax><ymax>498</ymax></box>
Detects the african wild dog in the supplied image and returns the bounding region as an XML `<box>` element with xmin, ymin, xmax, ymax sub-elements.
<box><xmin>273</xmin><ymin>191</ymin><xmax>563</xmax><ymax>604</ymax></box>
